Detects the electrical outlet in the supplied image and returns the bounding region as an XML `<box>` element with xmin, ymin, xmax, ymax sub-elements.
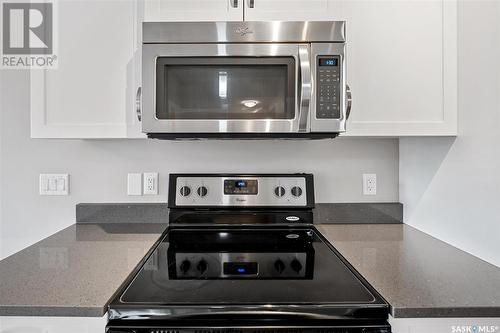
<box><xmin>143</xmin><ymin>172</ymin><xmax>158</xmax><ymax>195</ymax></box>
<box><xmin>363</xmin><ymin>174</ymin><xmax>377</xmax><ymax>195</ymax></box>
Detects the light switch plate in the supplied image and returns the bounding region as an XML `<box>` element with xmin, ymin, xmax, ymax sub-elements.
<box><xmin>143</xmin><ymin>172</ymin><xmax>158</xmax><ymax>195</ymax></box>
<box><xmin>40</xmin><ymin>174</ymin><xmax>69</xmax><ymax>195</ymax></box>
<box><xmin>127</xmin><ymin>173</ymin><xmax>142</xmax><ymax>196</ymax></box>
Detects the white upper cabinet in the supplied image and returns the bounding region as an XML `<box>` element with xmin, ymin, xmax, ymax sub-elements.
<box><xmin>243</xmin><ymin>0</ymin><xmax>337</xmax><ymax>21</ymax></box>
<box><xmin>343</xmin><ymin>0</ymin><xmax>457</xmax><ymax>136</ymax></box>
<box><xmin>31</xmin><ymin>0</ymin><xmax>144</xmax><ymax>138</ymax></box>
<box><xmin>144</xmin><ymin>0</ymin><xmax>243</xmax><ymax>22</ymax></box>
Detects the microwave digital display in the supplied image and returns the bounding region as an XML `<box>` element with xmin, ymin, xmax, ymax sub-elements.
<box><xmin>319</xmin><ymin>58</ymin><xmax>338</xmax><ymax>66</ymax></box>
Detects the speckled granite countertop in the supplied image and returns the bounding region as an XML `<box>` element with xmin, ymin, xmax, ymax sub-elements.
<box><xmin>0</xmin><ymin>223</ymin><xmax>167</xmax><ymax>317</ymax></box>
<box><xmin>316</xmin><ymin>224</ymin><xmax>500</xmax><ymax>318</ymax></box>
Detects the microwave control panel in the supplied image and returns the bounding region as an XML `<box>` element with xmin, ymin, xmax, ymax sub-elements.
<box><xmin>316</xmin><ymin>56</ymin><xmax>341</xmax><ymax>119</ymax></box>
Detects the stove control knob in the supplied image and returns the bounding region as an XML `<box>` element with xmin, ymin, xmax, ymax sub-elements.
<box><xmin>291</xmin><ymin>186</ymin><xmax>303</xmax><ymax>197</ymax></box>
<box><xmin>197</xmin><ymin>186</ymin><xmax>208</xmax><ymax>197</ymax></box>
<box><xmin>274</xmin><ymin>259</ymin><xmax>286</xmax><ymax>274</ymax></box>
<box><xmin>179</xmin><ymin>186</ymin><xmax>191</xmax><ymax>197</ymax></box>
<box><xmin>274</xmin><ymin>186</ymin><xmax>285</xmax><ymax>197</ymax></box>
<box><xmin>290</xmin><ymin>259</ymin><xmax>303</xmax><ymax>273</ymax></box>
<box><xmin>180</xmin><ymin>259</ymin><xmax>191</xmax><ymax>274</ymax></box>
<box><xmin>197</xmin><ymin>260</ymin><xmax>208</xmax><ymax>274</ymax></box>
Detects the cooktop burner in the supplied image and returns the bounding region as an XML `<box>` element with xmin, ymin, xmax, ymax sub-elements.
<box><xmin>107</xmin><ymin>174</ymin><xmax>390</xmax><ymax>333</ymax></box>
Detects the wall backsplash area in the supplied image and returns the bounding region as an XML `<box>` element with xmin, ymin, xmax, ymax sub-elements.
<box><xmin>0</xmin><ymin>70</ymin><xmax>399</xmax><ymax>259</ymax></box>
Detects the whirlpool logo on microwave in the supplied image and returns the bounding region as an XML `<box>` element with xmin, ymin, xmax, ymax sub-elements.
<box><xmin>1</xmin><ymin>1</ymin><xmax>58</xmax><ymax>68</ymax></box>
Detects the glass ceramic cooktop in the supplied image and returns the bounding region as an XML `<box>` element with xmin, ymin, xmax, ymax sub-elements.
<box><xmin>119</xmin><ymin>228</ymin><xmax>379</xmax><ymax>306</ymax></box>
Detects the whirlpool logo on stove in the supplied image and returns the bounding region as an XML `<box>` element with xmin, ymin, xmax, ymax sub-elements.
<box><xmin>451</xmin><ymin>325</ymin><xmax>499</xmax><ymax>333</ymax></box>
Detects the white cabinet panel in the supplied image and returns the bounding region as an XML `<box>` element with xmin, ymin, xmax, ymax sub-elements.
<box><xmin>343</xmin><ymin>0</ymin><xmax>457</xmax><ymax>136</ymax></box>
<box><xmin>244</xmin><ymin>0</ymin><xmax>343</xmax><ymax>21</ymax></box>
<box><xmin>0</xmin><ymin>315</ymin><xmax>106</xmax><ymax>333</ymax></box>
<box><xmin>30</xmin><ymin>0</ymin><xmax>144</xmax><ymax>138</ymax></box>
<box><xmin>144</xmin><ymin>0</ymin><xmax>243</xmax><ymax>22</ymax></box>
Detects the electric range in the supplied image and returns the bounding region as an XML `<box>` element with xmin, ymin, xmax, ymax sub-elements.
<box><xmin>107</xmin><ymin>174</ymin><xmax>390</xmax><ymax>333</ymax></box>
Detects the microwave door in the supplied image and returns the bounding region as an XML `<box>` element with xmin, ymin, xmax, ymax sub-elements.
<box><xmin>141</xmin><ymin>44</ymin><xmax>311</xmax><ymax>134</ymax></box>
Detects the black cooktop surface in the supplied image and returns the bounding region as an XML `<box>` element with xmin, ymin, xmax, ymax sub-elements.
<box><xmin>118</xmin><ymin>227</ymin><xmax>383</xmax><ymax>306</ymax></box>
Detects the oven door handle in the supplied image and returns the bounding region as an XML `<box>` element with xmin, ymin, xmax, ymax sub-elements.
<box><xmin>297</xmin><ymin>45</ymin><xmax>311</xmax><ymax>132</ymax></box>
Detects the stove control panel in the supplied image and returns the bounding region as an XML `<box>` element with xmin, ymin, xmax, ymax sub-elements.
<box><xmin>170</xmin><ymin>174</ymin><xmax>313</xmax><ymax>208</ymax></box>
<box><xmin>172</xmin><ymin>252</ymin><xmax>310</xmax><ymax>279</ymax></box>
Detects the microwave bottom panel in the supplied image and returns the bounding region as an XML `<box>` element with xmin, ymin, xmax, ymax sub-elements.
<box><xmin>147</xmin><ymin>132</ymin><xmax>339</xmax><ymax>140</ymax></box>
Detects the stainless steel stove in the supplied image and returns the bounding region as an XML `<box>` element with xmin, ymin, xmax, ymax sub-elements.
<box><xmin>106</xmin><ymin>174</ymin><xmax>390</xmax><ymax>333</ymax></box>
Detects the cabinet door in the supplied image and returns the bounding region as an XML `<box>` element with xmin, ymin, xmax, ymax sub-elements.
<box><xmin>31</xmin><ymin>0</ymin><xmax>142</xmax><ymax>138</ymax></box>
<box><xmin>244</xmin><ymin>0</ymin><xmax>342</xmax><ymax>21</ymax></box>
<box><xmin>144</xmin><ymin>0</ymin><xmax>243</xmax><ymax>22</ymax></box>
<box><xmin>344</xmin><ymin>0</ymin><xmax>457</xmax><ymax>136</ymax></box>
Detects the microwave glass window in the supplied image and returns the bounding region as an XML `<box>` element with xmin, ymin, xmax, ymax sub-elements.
<box><xmin>156</xmin><ymin>57</ymin><xmax>295</xmax><ymax>120</ymax></box>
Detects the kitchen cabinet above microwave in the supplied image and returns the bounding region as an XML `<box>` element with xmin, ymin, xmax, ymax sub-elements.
<box><xmin>30</xmin><ymin>0</ymin><xmax>457</xmax><ymax>139</ymax></box>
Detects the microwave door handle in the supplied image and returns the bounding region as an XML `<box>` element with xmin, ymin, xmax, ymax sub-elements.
<box><xmin>298</xmin><ymin>45</ymin><xmax>311</xmax><ymax>132</ymax></box>
<box><xmin>136</xmin><ymin>87</ymin><xmax>142</xmax><ymax>122</ymax></box>
<box><xmin>346</xmin><ymin>84</ymin><xmax>352</xmax><ymax>119</ymax></box>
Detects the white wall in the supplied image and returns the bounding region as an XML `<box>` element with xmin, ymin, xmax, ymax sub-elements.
<box><xmin>400</xmin><ymin>0</ymin><xmax>500</xmax><ymax>267</ymax></box>
<box><xmin>0</xmin><ymin>70</ymin><xmax>399</xmax><ymax>259</ymax></box>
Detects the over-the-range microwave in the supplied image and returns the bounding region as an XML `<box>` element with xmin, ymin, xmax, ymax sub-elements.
<box><xmin>138</xmin><ymin>21</ymin><xmax>351</xmax><ymax>139</ymax></box>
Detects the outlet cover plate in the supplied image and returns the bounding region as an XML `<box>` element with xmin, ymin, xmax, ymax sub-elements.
<box><xmin>363</xmin><ymin>173</ymin><xmax>377</xmax><ymax>195</ymax></box>
<box><xmin>143</xmin><ymin>172</ymin><xmax>158</xmax><ymax>195</ymax></box>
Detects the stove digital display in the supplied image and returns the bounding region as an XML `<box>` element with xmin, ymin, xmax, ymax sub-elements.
<box><xmin>223</xmin><ymin>262</ymin><xmax>258</xmax><ymax>275</ymax></box>
<box><xmin>235</xmin><ymin>180</ymin><xmax>247</xmax><ymax>188</ymax></box>
<box><xmin>224</xmin><ymin>179</ymin><xmax>258</xmax><ymax>195</ymax></box>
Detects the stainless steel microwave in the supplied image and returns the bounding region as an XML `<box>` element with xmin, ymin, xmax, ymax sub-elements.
<box><xmin>139</xmin><ymin>21</ymin><xmax>351</xmax><ymax>139</ymax></box>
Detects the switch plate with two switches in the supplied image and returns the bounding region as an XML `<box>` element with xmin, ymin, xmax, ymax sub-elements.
<box><xmin>127</xmin><ymin>173</ymin><xmax>158</xmax><ymax>196</ymax></box>
<box><xmin>40</xmin><ymin>174</ymin><xmax>69</xmax><ymax>195</ymax></box>
<box><xmin>363</xmin><ymin>174</ymin><xmax>377</xmax><ymax>195</ymax></box>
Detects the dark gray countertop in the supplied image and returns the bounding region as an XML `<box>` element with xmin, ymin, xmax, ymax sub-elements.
<box><xmin>1</xmin><ymin>221</ymin><xmax>499</xmax><ymax>318</ymax></box>
<box><xmin>0</xmin><ymin>223</ymin><xmax>167</xmax><ymax>317</ymax></box>
<box><xmin>316</xmin><ymin>224</ymin><xmax>500</xmax><ymax>318</ymax></box>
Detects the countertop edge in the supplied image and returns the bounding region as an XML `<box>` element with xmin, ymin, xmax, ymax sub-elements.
<box><xmin>0</xmin><ymin>305</ymin><xmax>105</xmax><ymax>317</ymax></box>
<box><xmin>392</xmin><ymin>307</ymin><xmax>500</xmax><ymax>318</ymax></box>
